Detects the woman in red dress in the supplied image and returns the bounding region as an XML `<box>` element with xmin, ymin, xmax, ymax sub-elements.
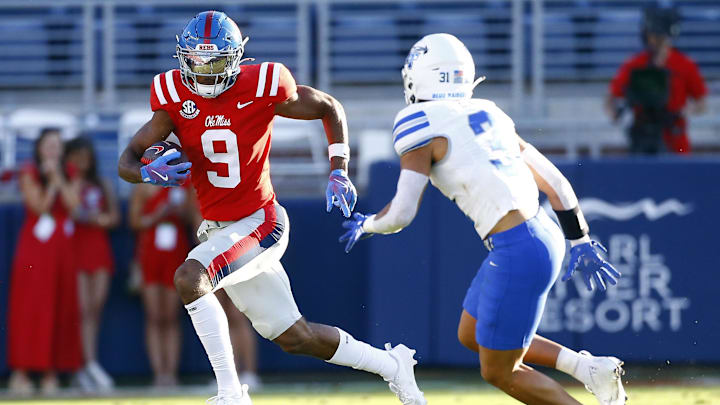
<box><xmin>129</xmin><ymin>183</ymin><xmax>192</xmax><ymax>387</ymax></box>
<box><xmin>7</xmin><ymin>129</ymin><xmax>83</xmax><ymax>396</ymax></box>
<box><xmin>63</xmin><ymin>137</ymin><xmax>120</xmax><ymax>392</ymax></box>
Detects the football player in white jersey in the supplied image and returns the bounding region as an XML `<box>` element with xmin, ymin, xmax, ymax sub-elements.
<box><xmin>340</xmin><ymin>33</ymin><xmax>627</xmax><ymax>405</ymax></box>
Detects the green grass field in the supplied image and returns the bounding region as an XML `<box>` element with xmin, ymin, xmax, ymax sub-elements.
<box><xmin>3</xmin><ymin>386</ymin><xmax>720</xmax><ymax>405</ymax></box>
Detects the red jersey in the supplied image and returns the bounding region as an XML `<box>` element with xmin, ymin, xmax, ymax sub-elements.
<box><xmin>609</xmin><ymin>48</ymin><xmax>707</xmax><ymax>153</ymax></box>
<box><xmin>150</xmin><ymin>63</ymin><xmax>297</xmax><ymax>220</ymax></box>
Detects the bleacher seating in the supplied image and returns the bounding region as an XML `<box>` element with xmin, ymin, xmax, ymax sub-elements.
<box><xmin>112</xmin><ymin>3</ymin><xmax>302</xmax><ymax>89</ymax></box>
<box><xmin>0</xmin><ymin>7</ymin><xmax>85</xmax><ymax>88</ymax></box>
<box><xmin>0</xmin><ymin>0</ymin><xmax>719</xmax><ymax>199</ymax></box>
<box><xmin>543</xmin><ymin>0</ymin><xmax>720</xmax><ymax>81</ymax></box>
<box><xmin>0</xmin><ymin>1</ymin><xmax>719</xmax><ymax>91</ymax></box>
<box><xmin>327</xmin><ymin>1</ymin><xmax>513</xmax><ymax>85</ymax></box>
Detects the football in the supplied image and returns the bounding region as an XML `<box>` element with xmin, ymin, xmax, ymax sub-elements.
<box><xmin>141</xmin><ymin>141</ymin><xmax>190</xmax><ymax>174</ymax></box>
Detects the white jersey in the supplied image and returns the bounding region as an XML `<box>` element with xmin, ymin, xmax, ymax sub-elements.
<box><xmin>392</xmin><ymin>99</ymin><xmax>539</xmax><ymax>239</ymax></box>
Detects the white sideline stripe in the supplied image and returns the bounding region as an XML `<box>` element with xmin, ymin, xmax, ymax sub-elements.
<box><xmin>153</xmin><ymin>74</ymin><xmax>167</xmax><ymax>105</ymax></box>
<box><xmin>256</xmin><ymin>62</ymin><xmax>269</xmax><ymax>97</ymax></box>
<box><xmin>165</xmin><ymin>71</ymin><xmax>180</xmax><ymax>103</ymax></box>
<box><xmin>269</xmin><ymin>63</ymin><xmax>280</xmax><ymax>97</ymax></box>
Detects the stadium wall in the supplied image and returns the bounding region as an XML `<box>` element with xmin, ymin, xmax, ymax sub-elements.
<box><xmin>0</xmin><ymin>158</ymin><xmax>718</xmax><ymax>377</ymax></box>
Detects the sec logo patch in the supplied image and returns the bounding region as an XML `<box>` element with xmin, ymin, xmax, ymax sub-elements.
<box><xmin>180</xmin><ymin>100</ymin><xmax>199</xmax><ymax>119</ymax></box>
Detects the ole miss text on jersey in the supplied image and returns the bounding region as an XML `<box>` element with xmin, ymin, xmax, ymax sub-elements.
<box><xmin>150</xmin><ymin>62</ymin><xmax>297</xmax><ymax>221</ymax></box>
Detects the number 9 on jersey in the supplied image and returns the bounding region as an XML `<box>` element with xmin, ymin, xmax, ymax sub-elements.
<box><xmin>201</xmin><ymin>129</ymin><xmax>241</xmax><ymax>188</ymax></box>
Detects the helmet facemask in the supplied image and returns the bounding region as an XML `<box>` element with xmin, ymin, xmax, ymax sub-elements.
<box><xmin>402</xmin><ymin>65</ymin><xmax>416</xmax><ymax>104</ymax></box>
<box><xmin>402</xmin><ymin>44</ymin><xmax>427</xmax><ymax>105</ymax></box>
<box><xmin>176</xmin><ymin>36</ymin><xmax>249</xmax><ymax>98</ymax></box>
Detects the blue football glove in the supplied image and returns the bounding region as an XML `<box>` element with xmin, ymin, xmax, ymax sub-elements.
<box><xmin>326</xmin><ymin>169</ymin><xmax>357</xmax><ymax>218</ymax></box>
<box><xmin>339</xmin><ymin>212</ymin><xmax>372</xmax><ymax>253</ymax></box>
<box><xmin>140</xmin><ymin>151</ymin><xmax>192</xmax><ymax>187</ymax></box>
<box><xmin>562</xmin><ymin>240</ymin><xmax>621</xmax><ymax>291</ymax></box>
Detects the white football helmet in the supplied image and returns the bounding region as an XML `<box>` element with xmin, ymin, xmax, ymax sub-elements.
<box><xmin>402</xmin><ymin>33</ymin><xmax>483</xmax><ymax>105</ymax></box>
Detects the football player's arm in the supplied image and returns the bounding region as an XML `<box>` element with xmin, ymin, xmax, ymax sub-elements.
<box><xmin>361</xmin><ymin>141</ymin><xmax>434</xmax><ymax>235</ymax></box>
<box><xmin>517</xmin><ymin>135</ymin><xmax>589</xmax><ymax>243</ymax></box>
<box><xmin>274</xmin><ymin>85</ymin><xmax>349</xmax><ymax>172</ymax></box>
<box><xmin>118</xmin><ymin>110</ymin><xmax>174</xmax><ymax>184</ymax></box>
<box><xmin>275</xmin><ymin>84</ymin><xmax>357</xmax><ymax>216</ymax></box>
<box><xmin>519</xmin><ymin>135</ymin><xmax>620</xmax><ymax>291</ymax></box>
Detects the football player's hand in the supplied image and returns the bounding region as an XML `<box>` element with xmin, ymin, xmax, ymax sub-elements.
<box><xmin>562</xmin><ymin>240</ymin><xmax>621</xmax><ymax>291</ymax></box>
<box><xmin>140</xmin><ymin>151</ymin><xmax>192</xmax><ymax>187</ymax></box>
<box><xmin>339</xmin><ymin>213</ymin><xmax>372</xmax><ymax>253</ymax></box>
<box><xmin>326</xmin><ymin>169</ymin><xmax>357</xmax><ymax>217</ymax></box>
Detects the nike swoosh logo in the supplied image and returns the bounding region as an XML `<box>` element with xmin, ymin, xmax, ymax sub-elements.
<box><xmin>149</xmin><ymin>145</ymin><xmax>164</xmax><ymax>155</ymax></box>
<box><xmin>151</xmin><ymin>170</ymin><xmax>169</xmax><ymax>181</ymax></box>
<box><xmin>489</xmin><ymin>261</ymin><xmax>498</xmax><ymax>267</ymax></box>
<box><xmin>237</xmin><ymin>101</ymin><xmax>253</xmax><ymax>109</ymax></box>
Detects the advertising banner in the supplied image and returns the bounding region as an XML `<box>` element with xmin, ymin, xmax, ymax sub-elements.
<box><xmin>367</xmin><ymin>159</ymin><xmax>720</xmax><ymax>365</ymax></box>
<box><xmin>539</xmin><ymin>160</ymin><xmax>720</xmax><ymax>363</ymax></box>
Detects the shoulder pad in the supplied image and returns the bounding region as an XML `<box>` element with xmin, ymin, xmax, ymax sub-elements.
<box><xmin>392</xmin><ymin>105</ymin><xmax>434</xmax><ymax>156</ymax></box>
<box><xmin>151</xmin><ymin>70</ymin><xmax>182</xmax><ymax>109</ymax></box>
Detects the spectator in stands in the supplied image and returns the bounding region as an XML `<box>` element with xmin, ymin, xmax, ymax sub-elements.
<box><xmin>64</xmin><ymin>136</ymin><xmax>120</xmax><ymax>393</ymax></box>
<box><xmin>129</xmin><ymin>182</ymin><xmax>193</xmax><ymax>388</ymax></box>
<box><xmin>6</xmin><ymin>128</ymin><xmax>83</xmax><ymax>396</ymax></box>
<box><xmin>605</xmin><ymin>6</ymin><xmax>707</xmax><ymax>154</ymax></box>
<box><xmin>217</xmin><ymin>291</ymin><xmax>263</xmax><ymax>391</ymax></box>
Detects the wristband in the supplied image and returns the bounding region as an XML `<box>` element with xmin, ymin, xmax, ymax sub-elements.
<box><xmin>328</xmin><ymin>143</ymin><xmax>350</xmax><ymax>161</ymax></box>
<box><xmin>570</xmin><ymin>234</ymin><xmax>591</xmax><ymax>247</ymax></box>
<box><xmin>554</xmin><ymin>206</ymin><xmax>589</xmax><ymax>240</ymax></box>
<box><xmin>361</xmin><ymin>214</ymin><xmax>377</xmax><ymax>233</ymax></box>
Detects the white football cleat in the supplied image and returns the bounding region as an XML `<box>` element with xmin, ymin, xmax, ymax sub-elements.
<box><xmin>580</xmin><ymin>350</ymin><xmax>627</xmax><ymax>405</ymax></box>
<box><xmin>384</xmin><ymin>343</ymin><xmax>427</xmax><ymax>405</ymax></box>
<box><xmin>206</xmin><ymin>384</ymin><xmax>252</xmax><ymax>405</ymax></box>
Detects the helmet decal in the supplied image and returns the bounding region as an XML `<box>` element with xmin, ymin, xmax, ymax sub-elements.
<box><xmin>405</xmin><ymin>45</ymin><xmax>428</xmax><ymax>69</ymax></box>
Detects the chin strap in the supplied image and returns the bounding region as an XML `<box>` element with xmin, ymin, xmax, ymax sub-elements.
<box><xmin>472</xmin><ymin>75</ymin><xmax>487</xmax><ymax>89</ymax></box>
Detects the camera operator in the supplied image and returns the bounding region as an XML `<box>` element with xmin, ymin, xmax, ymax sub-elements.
<box><xmin>605</xmin><ymin>7</ymin><xmax>707</xmax><ymax>154</ymax></box>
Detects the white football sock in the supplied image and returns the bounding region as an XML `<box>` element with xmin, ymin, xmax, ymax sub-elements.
<box><xmin>185</xmin><ymin>294</ymin><xmax>242</xmax><ymax>396</ymax></box>
<box><xmin>325</xmin><ymin>328</ymin><xmax>398</xmax><ymax>381</ymax></box>
<box><xmin>556</xmin><ymin>347</ymin><xmax>592</xmax><ymax>386</ymax></box>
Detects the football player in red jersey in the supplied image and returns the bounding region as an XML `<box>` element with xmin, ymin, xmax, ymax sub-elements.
<box><xmin>118</xmin><ymin>11</ymin><xmax>425</xmax><ymax>405</ymax></box>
